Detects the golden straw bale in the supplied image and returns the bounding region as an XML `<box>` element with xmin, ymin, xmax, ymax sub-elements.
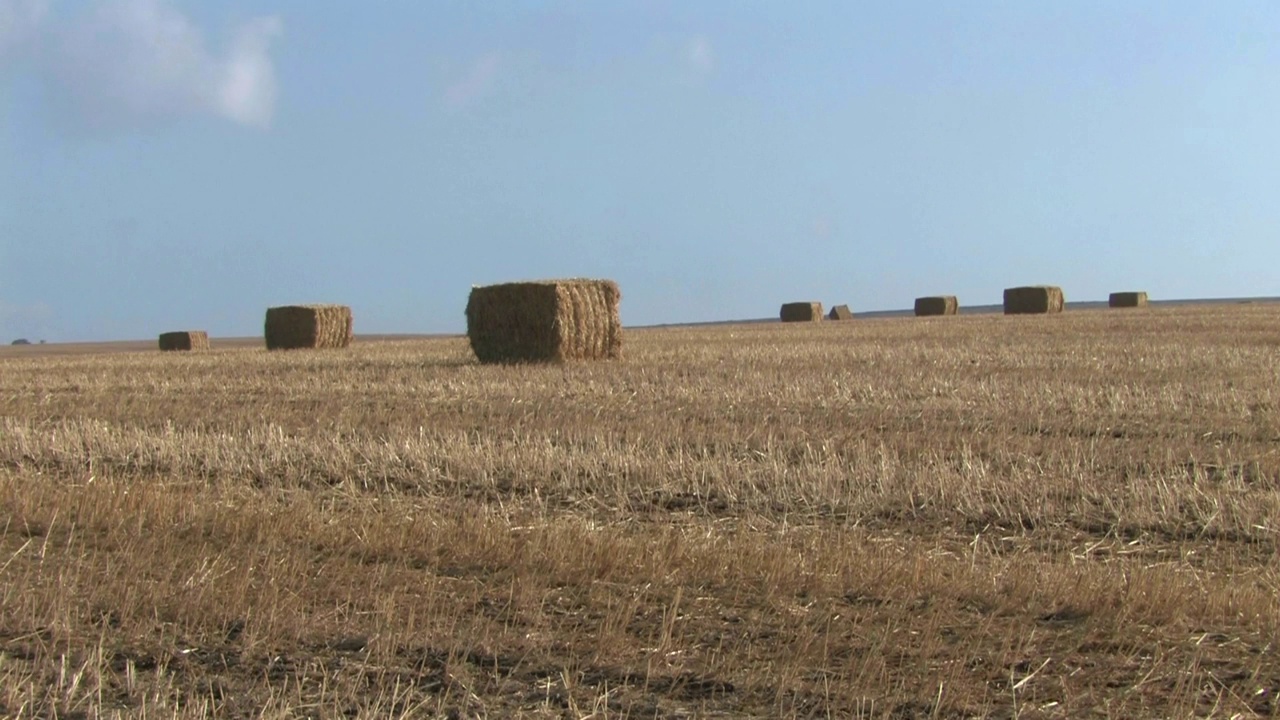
<box><xmin>1003</xmin><ymin>286</ymin><xmax>1064</xmax><ymax>315</ymax></box>
<box><xmin>1109</xmin><ymin>291</ymin><xmax>1148</xmax><ymax>308</ymax></box>
<box><xmin>158</xmin><ymin>331</ymin><xmax>210</xmax><ymax>351</ymax></box>
<box><xmin>780</xmin><ymin>302</ymin><xmax>823</xmax><ymax>322</ymax></box>
<box><xmin>466</xmin><ymin>279</ymin><xmax>622</xmax><ymax>363</ymax></box>
<box><xmin>264</xmin><ymin>304</ymin><xmax>353</xmax><ymax>350</ymax></box>
<box><xmin>914</xmin><ymin>296</ymin><xmax>959</xmax><ymax>316</ymax></box>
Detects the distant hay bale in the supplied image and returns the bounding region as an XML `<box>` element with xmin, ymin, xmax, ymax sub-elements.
<box><xmin>465</xmin><ymin>279</ymin><xmax>622</xmax><ymax>363</ymax></box>
<box><xmin>158</xmin><ymin>331</ymin><xmax>209</xmax><ymax>352</ymax></box>
<box><xmin>264</xmin><ymin>305</ymin><xmax>353</xmax><ymax>350</ymax></box>
<box><xmin>1109</xmin><ymin>291</ymin><xmax>1148</xmax><ymax>308</ymax></box>
<box><xmin>914</xmin><ymin>296</ymin><xmax>958</xmax><ymax>317</ymax></box>
<box><xmin>780</xmin><ymin>302</ymin><xmax>823</xmax><ymax>322</ymax></box>
<box><xmin>828</xmin><ymin>304</ymin><xmax>854</xmax><ymax>321</ymax></box>
<box><xmin>1003</xmin><ymin>286</ymin><xmax>1064</xmax><ymax>315</ymax></box>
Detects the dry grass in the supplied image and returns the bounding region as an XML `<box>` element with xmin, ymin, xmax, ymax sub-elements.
<box><xmin>1</xmin><ymin>304</ymin><xmax>1279</xmax><ymax>718</ymax></box>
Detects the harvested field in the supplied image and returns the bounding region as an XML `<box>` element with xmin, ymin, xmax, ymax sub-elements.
<box><xmin>780</xmin><ymin>301</ymin><xmax>822</xmax><ymax>322</ymax></box>
<box><xmin>157</xmin><ymin>330</ymin><xmax>209</xmax><ymax>351</ymax></box>
<box><xmin>1</xmin><ymin>304</ymin><xmax>1279</xmax><ymax>718</ymax></box>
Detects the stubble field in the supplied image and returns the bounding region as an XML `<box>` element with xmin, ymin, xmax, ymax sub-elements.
<box><xmin>0</xmin><ymin>304</ymin><xmax>1278</xmax><ymax>718</ymax></box>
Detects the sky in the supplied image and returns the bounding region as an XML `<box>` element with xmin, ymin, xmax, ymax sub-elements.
<box><xmin>2</xmin><ymin>1</ymin><xmax>1279</xmax><ymax>342</ymax></box>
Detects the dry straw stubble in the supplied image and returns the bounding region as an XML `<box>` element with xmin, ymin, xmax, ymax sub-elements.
<box><xmin>158</xmin><ymin>331</ymin><xmax>210</xmax><ymax>352</ymax></box>
<box><xmin>914</xmin><ymin>296</ymin><xmax>958</xmax><ymax>317</ymax></box>
<box><xmin>1003</xmin><ymin>285</ymin><xmax>1064</xmax><ymax>315</ymax></box>
<box><xmin>466</xmin><ymin>278</ymin><xmax>622</xmax><ymax>363</ymax></box>
<box><xmin>781</xmin><ymin>302</ymin><xmax>823</xmax><ymax>322</ymax></box>
<box><xmin>2</xmin><ymin>304</ymin><xmax>1280</xmax><ymax>718</ymax></box>
<box><xmin>1109</xmin><ymin>291</ymin><xmax>1149</xmax><ymax>308</ymax></box>
<box><xmin>264</xmin><ymin>304</ymin><xmax>353</xmax><ymax>350</ymax></box>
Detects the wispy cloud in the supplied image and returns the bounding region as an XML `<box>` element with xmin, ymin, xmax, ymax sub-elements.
<box><xmin>685</xmin><ymin>35</ymin><xmax>714</xmax><ymax>79</ymax></box>
<box><xmin>1</xmin><ymin>0</ymin><xmax>282</xmax><ymax>133</ymax></box>
<box><xmin>444</xmin><ymin>52</ymin><xmax>501</xmax><ymax>110</ymax></box>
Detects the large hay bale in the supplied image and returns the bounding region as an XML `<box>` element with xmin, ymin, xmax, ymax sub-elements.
<box><xmin>466</xmin><ymin>279</ymin><xmax>622</xmax><ymax>363</ymax></box>
<box><xmin>828</xmin><ymin>304</ymin><xmax>854</xmax><ymax>321</ymax></box>
<box><xmin>780</xmin><ymin>302</ymin><xmax>823</xmax><ymax>322</ymax></box>
<box><xmin>1003</xmin><ymin>286</ymin><xmax>1064</xmax><ymax>315</ymax></box>
<box><xmin>1109</xmin><ymin>291</ymin><xmax>1148</xmax><ymax>308</ymax></box>
<box><xmin>264</xmin><ymin>304</ymin><xmax>353</xmax><ymax>350</ymax></box>
<box><xmin>158</xmin><ymin>331</ymin><xmax>210</xmax><ymax>351</ymax></box>
<box><xmin>914</xmin><ymin>296</ymin><xmax>959</xmax><ymax>317</ymax></box>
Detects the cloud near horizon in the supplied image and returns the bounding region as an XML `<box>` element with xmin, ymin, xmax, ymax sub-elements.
<box><xmin>0</xmin><ymin>0</ymin><xmax>281</xmax><ymax>132</ymax></box>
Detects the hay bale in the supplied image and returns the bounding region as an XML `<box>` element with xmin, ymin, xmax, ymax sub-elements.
<box><xmin>914</xmin><ymin>296</ymin><xmax>958</xmax><ymax>317</ymax></box>
<box><xmin>827</xmin><ymin>304</ymin><xmax>854</xmax><ymax>321</ymax></box>
<box><xmin>158</xmin><ymin>331</ymin><xmax>210</xmax><ymax>351</ymax></box>
<box><xmin>264</xmin><ymin>304</ymin><xmax>353</xmax><ymax>350</ymax></box>
<box><xmin>1109</xmin><ymin>291</ymin><xmax>1148</xmax><ymax>308</ymax></box>
<box><xmin>780</xmin><ymin>302</ymin><xmax>823</xmax><ymax>322</ymax></box>
<box><xmin>465</xmin><ymin>279</ymin><xmax>622</xmax><ymax>363</ymax></box>
<box><xmin>1003</xmin><ymin>286</ymin><xmax>1064</xmax><ymax>315</ymax></box>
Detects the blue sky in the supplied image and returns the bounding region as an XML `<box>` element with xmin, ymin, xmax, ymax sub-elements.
<box><xmin>2</xmin><ymin>1</ymin><xmax>1278</xmax><ymax>341</ymax></box>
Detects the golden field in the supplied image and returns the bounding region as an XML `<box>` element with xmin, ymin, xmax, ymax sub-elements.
<box><xmin>0</xmin><ymin>304</ymin><xmax>1278</xmax><ymax>718</ymax></box>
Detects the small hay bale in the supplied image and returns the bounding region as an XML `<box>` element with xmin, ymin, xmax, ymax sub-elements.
<box><xmin>264</xmin><ymin>304</ymin><xmax>353</xmax><ymax>350</ymax></box>
<box><xmin>1003</xmin><ymin>286</ymin><xmax>1064</xmax><ymax>315</ymax></box>
<box><xmin>158</xmin><ymin>331</ymin><xmax>210</xmax><ymax>352</ymax></box>
<box><xmin>1109</xmin><ymin>291</ymin><xmax>1148</xmax><ymax>308</ymax></box>
<box><xmin>828</xmin><ymin>304</ymin><xmax>854</xmax><ymax>321</ymax></box>
<box><xmin>914</xmin><ymin>296</ymin><xmax>959</xmax><ymax>317</ymax></box>
<box><xmin>780</xmin><ymin>302</ymin><xmax>823</xmax><ymax>322</ymax></box>
<box><xmin>465</xmin><ymin>279</ymin><xmax>622</xmax><ymax>363</ymax></box>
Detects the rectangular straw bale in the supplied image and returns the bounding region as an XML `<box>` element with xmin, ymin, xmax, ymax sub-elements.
<box><xmin>827</xmin><ymin>304</ymin><xmax>854</xmax><ymax>321</ymax></box>
<box><xmin>158</xmin><ymin>331</ymin><xmax>209</xmax><ymax>351</ymax></box>
<box><xmin>1003</xmin><ymin>286</ymin><xmax>1064</xmax><ymax>315</ymax></box>
<box><xmin>1109</xmin><ymin>291</ymin><xmax>1148</xmax><ymax>308</ymax></box>
<box><xmin>914</xmin><ymin>296</ymin><xmax>958</xmax><ymax>316</ymax></box>
<box><xmin>264</xmin><ymin>304</ymin><xmax>353</xmax><ymax>350</ymax></box>
<box><xmin>780</xmin><ymin>302</ymin><xmax>823</xmax><ymax>322</ymax></box>
<box><xmin>466</xmin><ymin>279</ymin><xmax>622</xmax><ymax>363</ymax></box>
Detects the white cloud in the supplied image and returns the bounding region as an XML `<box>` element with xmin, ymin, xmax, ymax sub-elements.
<box><xmin>212</xmin><ymin>15</ymin><xmax>282</xmax><ymax>127</ymax></box>
<box><xmin>685</xmin><ymin>35</ymin><xmax>714</xmax><ymax>79</ymax></box>
<box><xmin>3</xmin><ymin>0</ymin><xmax>281</xmax><ymax>132</ymax></box>
<box><xmin>444</xmin><ymin>52</ymin><xmax>501</xmax><ymax>110</ymax></box>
